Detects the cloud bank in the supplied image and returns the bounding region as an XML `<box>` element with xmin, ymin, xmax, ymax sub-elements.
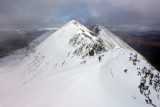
<box><xmin>0</xmin><ymin>0</ymin><xmax>160</xmax><ymax>32</ymax></box>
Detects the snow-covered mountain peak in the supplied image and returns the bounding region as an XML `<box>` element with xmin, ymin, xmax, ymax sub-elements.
<box><xmin>0</xmin><ymin>20</ymin><xmax>159</xmax><ymax>107</ymax></box>
<box><xmin>68</xmin><ymin>19</ymin><xmax>77</xmax><ymax>23</ymax></box>
<box><xmin>68</xmin><ymin>19</ymin><xmax>79</xmax><ymax>25</ymax></box>
<box><xmin>7</xmin><ymin>20</ymin><xmax>108</xmax><ymax>77</ymax></box>
<box><xmin>35</xmin><ymin>20</ymin><xmax>107</xmax><ymax>59</ymax></box>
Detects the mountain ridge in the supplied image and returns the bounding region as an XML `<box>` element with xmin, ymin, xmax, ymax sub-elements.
<box><xmin>0</xmin><ymin>20</ymin><xmax>159</xmax><ymax>107</ymax></box>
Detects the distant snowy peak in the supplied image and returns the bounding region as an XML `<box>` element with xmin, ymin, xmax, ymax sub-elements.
<box><xmin>89</xmin><ymin>25</ymin><xmax>132</xmax><ymax>49</ymax></box>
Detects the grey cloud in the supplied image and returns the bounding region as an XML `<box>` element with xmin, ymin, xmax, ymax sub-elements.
<box><xmin>0</xmin><ymin>0</ymin><xmax>160</xmax><ymax>32</ymax></box>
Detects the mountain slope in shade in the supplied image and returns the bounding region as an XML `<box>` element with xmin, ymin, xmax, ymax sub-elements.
<box><xmin>0</xmin><ymin>20</ymin><xmax>159</xmax><ymax>107</ymax></box>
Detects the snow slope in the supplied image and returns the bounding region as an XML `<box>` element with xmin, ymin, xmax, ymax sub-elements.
<box><xmin>0</xmin><ymin>20</ymin><xmax>159</xmax><ymax>107</ymax></box>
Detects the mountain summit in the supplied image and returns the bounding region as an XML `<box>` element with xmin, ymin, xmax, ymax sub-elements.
<box><xmin>0</xmin><ymin>20</ymin><xmax>159</xmax><ymax>107</ymax></box>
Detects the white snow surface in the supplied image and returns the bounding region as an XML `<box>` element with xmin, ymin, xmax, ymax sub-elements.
<box><xmin>0</xmin><ymin>20</ymin><xmax>159</xmax><ymax>107</ymax></box>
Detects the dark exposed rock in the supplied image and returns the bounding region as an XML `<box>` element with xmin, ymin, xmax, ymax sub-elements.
<box><xmin>124</xmin><ymin>69</ymin><xmax>127</xmax><ymax>73</ymax></box>
<box><xmin>88</xmin><ymin>25</ymin><xmax>101</xmax><ymax>34</ymax></box>
<box><xmin>89</xmin><ymin>49</ymin><xmax>94</xmax><ymax>56</ymax></box>
<box><xmin>138</xmin><ymin>66</ymin><xmax>160</xmax><ymax>107</ymax></box>
<box><xmin>69</xmin><ymin>28</ymin><xmax>106</xmax><ymax>59</ymax></box>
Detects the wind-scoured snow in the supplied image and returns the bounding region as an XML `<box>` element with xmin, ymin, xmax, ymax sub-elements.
<box><xmin>0</xmin><ymin>20</ymin><xmax>159</xmax><ymax>107</ymax></box>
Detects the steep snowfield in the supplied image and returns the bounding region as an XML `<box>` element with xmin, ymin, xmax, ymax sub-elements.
<box><xmin>0</xmin><ymin>20</ymin><xmax>159</xmax><ymax>107</ymax></box>
<box><xmin>27</xmin><ymin>30</ymin><xmax>57</xmax><ymax>50</ymax></box>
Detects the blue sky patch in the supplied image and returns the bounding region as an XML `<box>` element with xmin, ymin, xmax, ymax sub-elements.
<box><xmin>59</xmin><ymin>3</ymin><xmax>87</xmax><ymax>22</ymax></box>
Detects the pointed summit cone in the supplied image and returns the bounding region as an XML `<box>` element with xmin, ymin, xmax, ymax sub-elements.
<box><xmin>10</xmin><ymin>20</ymin><xmax>111</xmax><ymax>75</ymax></box>
<box><xmin>0</xmin><ymin>20</ymin><xmax>159</xmax><ymax>107</ymax></box>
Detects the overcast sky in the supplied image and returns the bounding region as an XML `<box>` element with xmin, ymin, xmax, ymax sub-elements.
<box><xmin>0</xmin><ymin>0</ymin><xmax>160</xmax><ymax>32</ymax></box>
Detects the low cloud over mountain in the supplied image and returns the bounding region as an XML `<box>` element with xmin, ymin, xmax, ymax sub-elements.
<box><xmin>0</xmin><ymin>0</ymin><xmax>160</xmax><ymax>31</ymax></box>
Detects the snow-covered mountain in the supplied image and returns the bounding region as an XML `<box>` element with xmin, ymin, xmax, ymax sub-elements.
<box><xmin>0</xmin><ymin>20</ymin><xmax>159</xmax><ymax>107</ymax></box>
